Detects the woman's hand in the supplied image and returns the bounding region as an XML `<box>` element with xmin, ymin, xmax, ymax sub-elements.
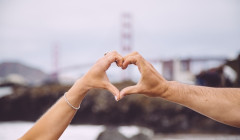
<box><xmin>76</xmin><ymin>51</ymin><xmax>123</xmax><ymax>100</ymax></box>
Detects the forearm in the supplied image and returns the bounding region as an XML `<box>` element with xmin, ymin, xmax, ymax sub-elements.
<box><xmin>19</xmin><ymin>51</ymin><xmax>122</xmax><ymax>140</ymax></box>
<box><xmin>19</xmin><ymin>79</ymin><xmax>88</xmax><ymax>140</ymax></box>
<box><xmin>162</xmin><ymin>81</ymin><xmax>240</xmax><ymax>127</ymax></box>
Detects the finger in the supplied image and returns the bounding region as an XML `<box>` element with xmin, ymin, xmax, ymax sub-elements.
<box><xmin>122</xmin><ymin>55</ymin><xmax>137</xmax><ymax>69</ymax></box>
<box><xmin>122</xmin><ymin>51</ymin><xmax>142</xmax><ymax>69</ymax></box>
<box><xmin>104</xmin><ymin>82</ymin><xmax>120</xmax><ymax>101</ymax></box>
<box><xmin>105</xmin><ymin>51</ymin><xmax>124</xmax><ymax>68</ymax></box>
<box><xmin>119</xmin><ymin>85</ymin><xmax>140</xmax><ymax>100</ymax></box>
<box><xmin>114</xmin><ymin>55</ymin><xmax>123</xmax><ymax>67</ymax></box>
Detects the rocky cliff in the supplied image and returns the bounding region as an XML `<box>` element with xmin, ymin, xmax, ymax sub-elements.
<box><xmin>0</xmin><ymin>82</ymin><xmax>239</xmax><ymax>134</ymax></box>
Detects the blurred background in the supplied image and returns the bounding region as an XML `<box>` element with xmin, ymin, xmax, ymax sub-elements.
<box><xmin>0</xmin><ymin>0</ymin><xmax>240</xmax><ymax>139</ymax></box>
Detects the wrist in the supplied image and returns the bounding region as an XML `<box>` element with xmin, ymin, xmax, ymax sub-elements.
<box><xmin>68</xmin><ymin>78</ymin><xmax>90</xmax><ymax>98</ymax></box>
<box><xmin>161</xmin><ymin>81</ymin><xmax>187</xmax><ymax>103</ymax></box>
<box><xmin>157</xmin><ymin>81</ymin><xmax>177</xmax><ymax>99</ymax></box>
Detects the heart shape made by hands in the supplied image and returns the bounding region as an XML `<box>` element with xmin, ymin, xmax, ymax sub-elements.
<box><xmin>89</xmin><ymin>51</ymin><xmax>166</xmax><ymax>101</ymax></box>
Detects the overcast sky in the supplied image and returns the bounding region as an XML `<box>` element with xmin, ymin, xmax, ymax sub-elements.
<box><xmin>0</xmin><ymin>0</ymin><xmax>240</xmax><ymax>80</ymax></box>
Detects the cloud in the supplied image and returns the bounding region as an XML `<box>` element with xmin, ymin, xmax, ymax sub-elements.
<box><xmin>0</xmin><ymin>0</ymin><xmax>240</xmax><ymax>75</ymax></box>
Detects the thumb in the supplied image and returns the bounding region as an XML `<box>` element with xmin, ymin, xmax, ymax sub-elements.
<box><xmin>120</xmin><ymin>85</ymin><xmax>140</xmax><ymax>100</ymax></box>
<box><xmin>104</xmin><ymin>82</ymin><xmax>120</xmax><ymax>101</ymax></box>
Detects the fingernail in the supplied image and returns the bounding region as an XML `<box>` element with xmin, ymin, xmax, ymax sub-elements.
<box><xmin>115</xmin><ymin>96</ymin><xmax>118</xmax><ymax>101</ymax></box>
<box><xmin>118</xmin><ymin>97</ymin><xmax>122</xmax><ymax>101</ymax></box>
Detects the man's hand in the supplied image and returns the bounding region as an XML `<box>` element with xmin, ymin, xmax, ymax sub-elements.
<box><xmin>120</xmin><ymin>52</ymin><xmax>169</xmax><ymax>99</ymax></box>
<box><xmin>120</xmin><ymin>51</ymin><xmax>240</xmax><ymax>128</ymax></box>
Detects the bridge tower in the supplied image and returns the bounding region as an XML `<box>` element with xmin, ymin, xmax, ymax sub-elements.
<box><xmin>120</xmin><ymin>13</ymin><xmax>133</xmax><ymax>81</ymax></box>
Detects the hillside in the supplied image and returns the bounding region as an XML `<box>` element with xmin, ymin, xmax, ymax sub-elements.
<box><xmin>0</xmin><ymin>62</ymin><xmax>47</xmax><ymax>85</ymax></box>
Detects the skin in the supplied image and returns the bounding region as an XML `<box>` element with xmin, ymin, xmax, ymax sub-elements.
<box><xmin>120</xmin><ymin>51</ymin><xmax>240</xmax><ymax>128</ymax></box>
<box><xmin>19</xmin><ymin>51</ymin><xmax>240</xmax><ymax>139</ymax></box>
<box><xmin>19</xmin><ymin>51</ymin><xmax>123</xmax><ymax>140</ymax></box>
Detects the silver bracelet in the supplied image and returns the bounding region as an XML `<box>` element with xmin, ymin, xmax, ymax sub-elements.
<box><xmin>63</xmin><ymin>92</ymin><xmax>80</xmax><ymax>110</ymax></box>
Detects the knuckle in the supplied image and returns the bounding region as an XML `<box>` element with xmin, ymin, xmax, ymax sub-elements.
<box><xmin>135</xmin><ymin>54</ymin><xmax>142</xmax><ymax>60</ymax></box>
<box><xmin>133</xmin><ymin>51</ymin><xmax>139</xmax><ymax>55</ymax></box>
<box><xmin>132</xmin><ymin>51</ymin><xmax>142</xmax><ymax>58</ymax></box>
<box><xmin>116</xmin><ymin>55</ymin><xmax>121</xmax><ymax>59</ymax></box>
<box><xmin>112</xmin><ymin>50</ymin><xmax>117</xmax><ymax>54</ymax></box>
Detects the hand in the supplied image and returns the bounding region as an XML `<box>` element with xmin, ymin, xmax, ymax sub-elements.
<box><xmin>120</xmin><ymin>52</ymin><xmax>169</xmax><ymax>99</ymax></box>
<box><xmin>76</xmin><ymin>51</ymin><xmax>123</xmax><ymax>100</ymax></box>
